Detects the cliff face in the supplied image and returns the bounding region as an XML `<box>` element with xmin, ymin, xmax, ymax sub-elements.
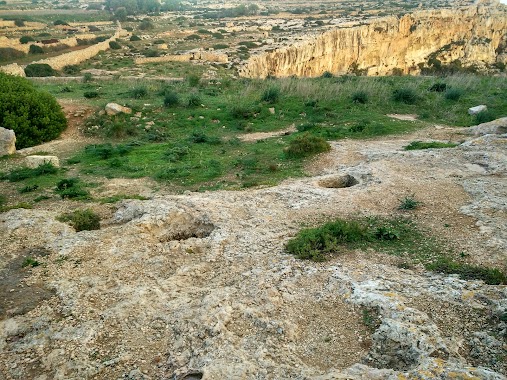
<box><xmin>239</xmin><ymin>5</ymin><xmax>507</xmax><ymax>78</ymax></box>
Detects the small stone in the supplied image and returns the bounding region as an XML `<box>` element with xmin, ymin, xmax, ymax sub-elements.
<box><xmin>468</xmin><ymin>105</ymin><xmax>487</xmax><ymax>115</ymax></box>
<box><xmin>269</xmin><ymin>107</ymin><xmax>275</xmax><ymax>114</ymax></box>
<box><xmin>0</xmin><ymin>127</ymin><xmax>16</xmax><ymax>156</ymax></box>
<box><xmin>105</xmin><ymin>103</ymin><xmax>132</xmax><ymax>116</ymax></box>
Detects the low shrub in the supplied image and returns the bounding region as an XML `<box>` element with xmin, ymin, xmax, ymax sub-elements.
<box><xmin>84</xmin><ymin>143</ymin><xmax>132</xmax><ymax>159</ymax></box>
<box><xmin>261</xmin><ymin>86</ymin><xmax>280</xmax><ymax>103</ymax></box>
<box><xmin>57</xmin><ymin>209</ymin><xmax>101</xmax><ymax>231</ymax></box>
<box><xmin>428</xmin><ymin>82</ymin><xmax>447</xmax><ymax>92</ymax></box>
<box><xmin>84</xmin><ymin>91</ymin><xmax>99</xmax><ymax>99</ymax></box>
<box><xmin>22</xmin><ymin>257</ymin><xmax>40</xmax><ymax>268</ymax></box>
<box><xmin>24</xmin><ymin>63</ymin><xmax>57</xmax><ymax>77</ymax></box>
<box><xmin>187</xmin><ymin>74</ymin><xmax>201</xmax><ymax>87</ymax></box>
<box><xmin>109</xmin><ymin>41</ymin><xmax>121</xmax><ymax>50</ymax></box>
<box><xmin>19</xmin><ymin>36</ymin><xmax>35</xmax><ymax>44</ymax></box>
<box><xmin>444</xmin><ymin>88</ymin><xmax>463</xmax><ymax>101</ymax></box>
<box><xmin>185</xmin><ymin>34</ymin><xmax>201</xmax><ymax>40</ymax></box>
<box><xmin>392</xmin><ymin>88</ymin><xmax>418</xmax><ymax>104</ymax></box>
<box><xmin>164</xmin><ymin>90</ymin><xmax>179</xmax><ymax>107</ymax></box>
<box><xmin>285</xmin><ymin>133</ymin><xmax>330</xmax><ymax>158</ymax></box>
<box><xmin>28</xmin><ymin>44</ymin><xmax>44</xmax><ymax>54</ymax></box>
<box><xmin>286</xmin><ymin>219</ymin><xmax>369</xmax><ymax>261</ymax></box>
<box><xmin>404</xmin><ymin>141</ymin><xmax>458</xmax><ymax>150</ymax></box>
<box><xmin>130</xmin><ymin>35</ymin><xmax>142</xmax><ymax>41</ymax></box>
<box><xmin>130</xmin><ymin>86</ymin><xmax>148</xmax><ymax>99</ymax></box>
<box><xmin>139</xmin><ymin>20</ymin><xmax>154</xmax><ymax>30</ymax></box>
<box><xmin>0</xmin><ymin>47</ymin><xmax>25</xmax><ymax>62</ymax></box>
<box><xmin>164</xmin><ymin>145</ymin><xmax>190</xmax><ymax>162</ymax></box>
<box><xmin>3</xmin><ymin>163</ymin><xmax>58</xmax><ymax>182</ymax></box>
<box><xmin>398</xmin><ymin>195</ymin><xmax>420</xmax><ymax>210</ymax></box>
<box><xmin>187</xmin><ymin>93</ymin><xmax>201</xmax><ymax>107</ymax></box>
<box><xmin>474</xmin><ymin>110</ymin><xmax>496</xmax><ymax>124</ymax></box>
<box><xmin>320</xmin><ymin>71</ymin><xmax>334</xmax><ymax>78</ymax></box>
<box><xmin>213</xmin><ymin>43</ymin><xmax>228</xmax><ymax>49</ymax></box>
<box><xmin>190</xmin><ymin>131</ymin><xmax>220</xmax><ymax>144</ymax></box>
<box><xmin>351</xmin><ymin>91</ymin><xmax>368</xmax><ymax>104</ymax></box>
<box><xmin>19</xmin><ymin>184</ymin><xmax>39</xmax><ymax>193</ymax></box>
<box><xmin>62</xmin><ymin>64</ymin><xmax>80</xmax><ymax>75</ymax></box>
<box><xmin>426</xmin><ymin>258</ymin><xmax>506</xmax><ymax>285</ymax></box>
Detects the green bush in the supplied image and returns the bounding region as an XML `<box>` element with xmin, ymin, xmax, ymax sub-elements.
<box><xmin>53</xmin><ymin>19</ymin><xmax>69</xmax><ymax>26</ymax></box>
<box><xmin>130</xmin><ymin>86</ymin><xmax>148</xmax><ymax>99</ymax></box>
<box><xmin>28</xmin><ymin>44</ymin><xmax>44</xmax><ymax>54</ymax></box>
<box><xmin>187</xmin><ymin>93</ymin><xmax>201</xmax><ymax>107</ymax></box>
<box><xmin>320</xmin><ymin>71</ymin><xmax>334</xmax><ymax>78</ymax></box>
<box><xmin>62</xmin><ymin>64</ymin><xmax>80</xmax><ymax>75</ymax></box>
<box><xmin>109</xmin><ymin>41</ymin><xmax>122</xmax><ymax>50</ymax></box>
<box><xmin>474</xmin><ymin>110</ymin><xmax>496</xmax><ymax>124</ymax></box>
<box><xmin>130</xmin><ymin>35</ymin><xmax>142</xmax><ymax>41</ymax></box>
<box><xmin>428</xmin><ymin>82</ymin><xmax>447</xmax><ymax>92</ymax></box>
<box><xmin>84</xmin><ymin>91</ymin><xmax>99</xmax><ymax>98</ymax></box>
<box><xmin>0</xmin><ymin>73</ymin><xmax>66</xmax><ymax>148</ymax></box>
<box><xmin>285</xmin><ymin>133</ymin><xmax>330</xmax><ymax>158</ymax></box>
<box><xmin>185</xmin><ymin>34</ymin><xmax>201</xmax><ymax>40</ymax></box>
<box><xmin>444</xmin><ymin>88</ymin><xmax>463</xmax><ymax>101</ymax></box>
<box><xmin>392</xmin><ymin>88</ymin><xmax>418</xmax><ymax>104</ymax></box>
<box><xmin>57</xmin><ymin>209</ymin><xmax>100</xmax><ymax>231</ymax></box>
<box><xmin>164</xmin><ymin>90</ymin><xmax>179</xmax><ymax>107</ymax></box>
<box><xmin>398</xmin><ymin>195</ymin><xmax>420</xmax><ymax>210</ymax></box>
<box><xmin>24</xmin><ymin>63</ymin><xmax>57</xmax><ymax>77</ymax></box>
<box><xmin>286</xmin><ymin>219</ymin><xmax>369</xmax><ymax>261</ymax></box>
<box><xmin>261</xmin><ymin>86</ymin><xmax>280</xmax><ymax>103</ymax></box>
<box><xmin>426</xmin><ymin>258</ymin><xmax>506</xmax><ymax>285</ymax></box>
<box><xmin>351</xmin><ymin>91</ymin><xmax>368</xmax><ymax>104</ymax></box>
<box><xmin>55</xmin><ymin>178</ymin><xmax>90</xmax><ymax>199</ymax></box>
<box><xmin>187</xmin><ymin>74</ymin><xmax>201</xmax><ymax>87</ymax></box>
<box><xmin>213</xmin><ymin>43</ymin><xmax>228</xmax><ymax>49</ymax></box>
<box><xmin>139</xmin><ymin>20</ymin><xmax>154</xmax><ymax>30</ymax></box>
<box><xmin>19</xmin><ymin>36</ymin><xmax>35</xmax><ymax>44</ymax></box>
<box><xmin>3</xmin><ymin>163</ymin><xmax>58</xmax><ymax>182</ymax></box>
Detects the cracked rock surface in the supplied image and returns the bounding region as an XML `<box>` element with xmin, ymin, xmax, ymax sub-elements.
<box><xmin>1</xmin><ymin>127</ymin><xmax>506</xmax><ymax>379</ymax></box>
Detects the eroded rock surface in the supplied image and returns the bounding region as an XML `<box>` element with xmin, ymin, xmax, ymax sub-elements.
<box><xmin>1</xmin><ymin>126</ymin><xmax>506</xmax><ymax>379</ymax></box>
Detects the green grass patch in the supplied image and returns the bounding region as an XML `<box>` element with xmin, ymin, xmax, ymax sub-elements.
<box><xmin>425</xmin><ymin>258</ymin><xmax>506</xmax><ymax>285</ymax></box>
<box><xmin>2</xmin><ymin>163</ymin><xmax>58</xmax><ymax>182</ymax></box>
<box><xmin>404</xmin><ymin>141</ymin><xmax>459</xmax><ymax>150</ymax></box>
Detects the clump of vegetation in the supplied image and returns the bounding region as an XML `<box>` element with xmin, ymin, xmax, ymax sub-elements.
<box><xmin>428</xmin><ymin>82</ymin><xmax>447</xmax><ymax>92</ymax></box>
<box><xmin>321</xmin><ymin>71</ymin><xmax>334</xmax><ymax>78</ymax></box>
<box><xmin>84</xmin><ymin>143</ymin><xmax>132</xmax><ymax>159</ymax></box>
<box><xmin>130</xmin><ymin>86</ymin><xmax>148</xmax><ymax>99</ymax></box>
<box><xmin>351</xmin><ymin>91</ymin><xmax>368</xmax><ymax>104</ymax></box>
<box><xmin>2</xmin><ymin>163</ymin><xmax>58</xmax><ymax>182</ymax></box>
<box><xmin>55</xmin><ymin>178</ymin><xmax>90</xmax><ymax>199</ymax></box>
<box><xmin>19</xmin><ymin>36</ymin><xmax>35</xmax><ymax>44</ymax></box>
<box><xmin>82</xmin><ymin>72</ymin><xmax>93</xmax><ymax>83</ymax></box>
<box><xmin>398</xmin><ymin>195</ymin><xmax>421</xmax><ymax>210</ymax></box>
<box><xmin>474</xmin><ymin>110</ymin><xmax>496</xmax><ymax>124</ymax></box>
<box><xmin>426</xmin><ymin>258</ymin><xmax>506</xmax><ymax>285</ymax></box>
<box><xmin>286</xmin><ymin>219</ymin><xmax>369</xmax><ymax>261</ymax></box>
<box><xmin>187</xmin><ymin>93</ymin><xmax>201</xmax><ymax>107</ymax></box>
<box><xmin>163</xmin><ymin>90</ymin><xmax>179</xmax><ymax>107</ymax></box>
<box><xmin>404</xmin><ymin>141</ymin><xmax>458</xmax><ymax>150</ymax></box>
<box><xmin>24</xmin><ymin>63</ymin><xmax>57</xmax><ymax>77</ymax></box>
<box><xmin>285</xmin><ymin>134</ymin><xmax>330</xmax><ymax>158</ymax></box>
<box><xmin>187</xmin><ymin>74</ymin><xmax>201</xmax><ymax>87</ymax></box>
<box><xmin>392</xmin><ymin>87</ymin><xmax>418</xmax><ymax>104</ymax></box>
<box><xmin>57</xmin><ymin>209</ymin><xmax>101</xmax><ymax>231</ymax></box>
<box><xmin>62</xmin><ymin>65</ymin><xmax>80</xmax><ymax>75</ymax></box>
<box><xmin>19</xmin><ymin>184</ymin><xmax>39</xmax><ymax>193</ymax></box>
<box><xmin>139</xmin><ymin>20</ymin><xmax>154</xmax><ymax>30</ymax></box>
<box><xmin>109</xmin><ymin>41</ymin><xmax>122</xmax><ymax>50</ymax></box>
<box><xmin>0</xmin><ymin>73</ymin><xmax>66</xmax><ymax>148</ymax></box>
<box><xmin>22</xmin><ymin>257</ymin><xmax>40</xmax><ymax>268</ymax></box>
<box><xmin>444</xmin><ymin>88</ymin><xmax>463</xmax><ymax>101</ymax></box>
<box><xmin>130</xmin><ymin>35</ymin><xmax>141</xmax><ymax>42</ymax></box>
<box><xmin>28</xmin><ymin>45</ymin><xmax>44</xmax><ymax>55</ymax></box>
<box><xmin>261</xmin><ymin>86</ymin><xmax>280</xmax><ymax>103</ymax></box>
<box><xmin>84</xmin><ymin>91</ymin><xmax>99</xmax><ymax>99</ymax></box>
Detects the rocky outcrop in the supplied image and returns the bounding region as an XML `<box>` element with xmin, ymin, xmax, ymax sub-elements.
<box><xmin>105</xmin><ymin>102</ymin><xmax>132</xmax><ymax>115</ymax></box>
<box><xmin>239</xmin><ymin>5</ymin><xmax>507</xmax><ymax>78</ymax></box>
<box><xmin>0</xmin><ymin>127</ymin><xmax>15</xmax><ymax>156</ymax></box>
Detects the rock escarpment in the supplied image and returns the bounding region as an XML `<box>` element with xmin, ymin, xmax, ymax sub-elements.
<box><xmin>239</xmin><ymin>5</ymin><xmax>507</xmax><ymax>78</ymax></box>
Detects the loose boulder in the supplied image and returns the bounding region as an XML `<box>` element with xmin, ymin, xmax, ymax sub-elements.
<box><xmin>318</xmin><ymin>174</ymin><xmax>358</xmax><ymax>188</ymax></box>
<box><xmin>468</xmin><ymin>105</ymin><xmax>487</xmax><ymax>115</ymax></box>
<box><xmin>467</xmin><ymin>117</ymin><xmax>507</xmax><ymax>136</ymax></box>
<box><xmin>105</xmin><ymin>103</ymin><xmax>132</xmax><ymax>116</ymax></box>
<box><xmin>25</xmin><ymin>155</ymin><xmax>60</xmax><ymax>168</ymax></box>
<box><xmin>0</xmin><ymin>127</ymin><xmax>16</xmax><ymax>156</ymax></box>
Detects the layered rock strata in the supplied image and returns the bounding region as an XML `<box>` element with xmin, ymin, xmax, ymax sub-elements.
<box><xmin>239</xmin><ymin>5</ymin><xmax>507</xmax><ymax>78</ymax></box>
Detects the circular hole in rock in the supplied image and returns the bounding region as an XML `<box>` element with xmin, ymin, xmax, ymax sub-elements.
<box><xmin>318</xmin><ymin>174</ymin><xmax>358</xmax><ymax>188</ymax></box>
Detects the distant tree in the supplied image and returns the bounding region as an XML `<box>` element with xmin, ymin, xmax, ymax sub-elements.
<box><xmin>114</xmin><ymin>7</ymin><xmax>128</xmax><ymax>21</ymax></box>
<box><xmin>28</xmin><ymin>44</ymin><xmax>44</xmax><ymax>54</ymax></box>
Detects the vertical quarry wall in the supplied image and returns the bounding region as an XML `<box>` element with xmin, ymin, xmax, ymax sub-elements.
<box><xmin>239</xmin><ymin>5</ymin><xmax>507</xmax><ymax>78</ymax></box>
